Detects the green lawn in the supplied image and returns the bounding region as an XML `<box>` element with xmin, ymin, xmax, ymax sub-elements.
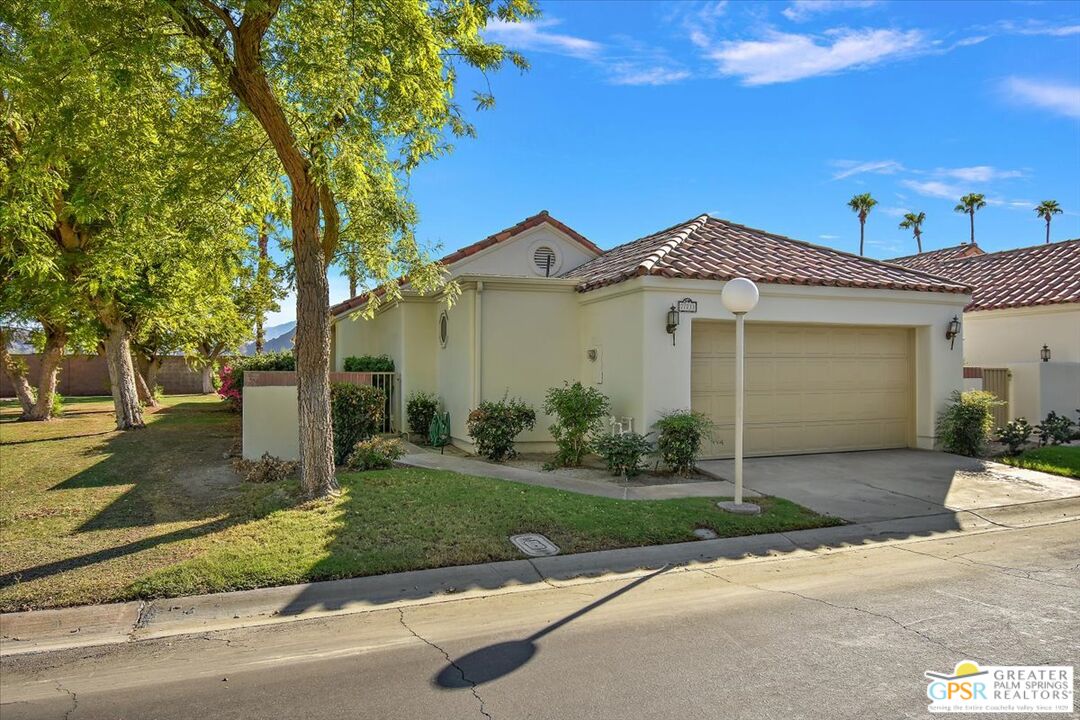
<box><xmin>0</xmin><ymin>395</ymin><xmax>841</xmax><ymax>612</ymax></box>
<box><xmin>999</xmin><ymin>445</ymin><xmax>1080</xmax><ymax>478</ymax></box>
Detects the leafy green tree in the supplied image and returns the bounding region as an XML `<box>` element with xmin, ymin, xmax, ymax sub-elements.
<box><xmin>898</xmin><ymin>211</ymin><xmax>926</xmax><ymax>254</ymax></box>
<box><xmin>158</xmin><ymin>0</ymin><xmax>536</xmax><ymax>496</ymax></box>
<box><xmin>1034</xmin><ymin>200</ymin><xmax>1062</xmax><ymax>244</ymax></box>
<box><xmin>847</xmin><ymin>193</ymin><xmax>877</xmax><ymax>256</ymax></box>
<box><xmin>954</xmin><ymin>193</ymin><xmax>986</xmax><ymax>244</ymax></box>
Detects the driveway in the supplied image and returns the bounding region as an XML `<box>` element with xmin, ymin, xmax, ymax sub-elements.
<box><xmin>697</xmin><ymin>449</ymin><xmax>1080</xmax><ymax>523</ymax></box>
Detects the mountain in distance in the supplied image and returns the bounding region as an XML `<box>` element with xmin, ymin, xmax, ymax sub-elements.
<box><xmin>239</xmin><ymin>321</ymin><xmax>295</xmax><ymax>355</ymax></box>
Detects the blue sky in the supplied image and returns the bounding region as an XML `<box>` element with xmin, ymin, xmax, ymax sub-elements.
<box><xmin>270</xmin><ymin>0</ymin><xmax>1080</xmax><ymax>325</ymax></box>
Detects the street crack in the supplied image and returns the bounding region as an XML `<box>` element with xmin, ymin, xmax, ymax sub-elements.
<box><xmin>893</xmin><ymin>545</ymin><xmax>1077</xmax><ymax>590</ymax></box>
<box><xmin>55</xmin><ymin>681</ymin><xmax>77</xmax><ymax>720</ymax></box>
<box><xmin>397</xmin><ymin>608</ymin><xmax>492</xmax><ymax>720</ymax></box>
<box><xmin>700</xmin><ymin>568</ymin><xmax>984</xmax><ymax>662</ymax></box>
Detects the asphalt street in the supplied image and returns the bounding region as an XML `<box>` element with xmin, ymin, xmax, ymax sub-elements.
<box><xmin>2</xmin><ymin>520</ymin><xmax>1077</xmax><ymax>719</ymax></box>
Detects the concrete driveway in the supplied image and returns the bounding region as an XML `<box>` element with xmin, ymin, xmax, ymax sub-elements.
<box><xmin>697</xmin><ymin>449</ymin><xmax>1080</xmax><ymax>523</ymax></box>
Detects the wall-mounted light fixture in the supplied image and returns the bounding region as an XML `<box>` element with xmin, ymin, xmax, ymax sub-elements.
<box><xmin>587</xmin><ymin>348</ymin><xmax>598</xmax><ymax>362</ymax></box>
<box><xmin>666</xmin><ymin>305</ymin><xmax>680</xmax><ymax>345</ymax></box>
<box><xmin>945</xmin><ymin>315</ymin><xmax>961</xmax><ymax>350</ymax></box>
<box><xmin>1040</xmin><ymin>344</ymin><xmax>1051</xmax><ymax>362</ymax></box>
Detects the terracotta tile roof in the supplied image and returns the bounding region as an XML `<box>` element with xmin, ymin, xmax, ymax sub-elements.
<box><xmin>886</xmin><ymin>243</ymin><xmax>985</xmax><ymax>274</ymax></box>
<box><xmin>564</xmin><ymin>215</ymin><xmax>971</xmax><ymax>295</ymax></box>
<box><xmin>891</xmin><ymin>239</ymin><xmax>1080</xmax><ymax>311</ymax></box>
<box><xmin>330</xmin><ymin>210</ymin><xmax>599</xmax><ymax>315</ymax></box>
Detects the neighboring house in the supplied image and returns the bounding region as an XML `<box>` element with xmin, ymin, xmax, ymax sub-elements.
<box><xmin>889</xmin><ymin>240</ymin><xmax>1080</xmax><ymax>425</ymax></box>
<box><xmin>326</xmin><ymin>211</ymin><xmax>969</xmax><ymax>459</ymax></box>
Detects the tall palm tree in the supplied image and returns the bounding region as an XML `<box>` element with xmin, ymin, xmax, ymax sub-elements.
<box><xmin>847</xmin><ymin>192</ymin><xmax>878</xmax><ymax>255</ymax></box>
<box><xmin>898</xmin><ymin>211</ymin><xmax>926</xmax><ymax>254</ymax></box>
<box><xmin>954</xmin><ymin>193</ymin><xmax>986</xmax><ymax>244</ymax></box>
<box><xmin>1034</xmin><ymin>200</ymin><xmax>1063</xmax><ymax>244</ymax></box>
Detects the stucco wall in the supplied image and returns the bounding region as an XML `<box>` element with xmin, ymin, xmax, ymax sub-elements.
<box><xmin>242</xmin><ymin>385</ymin><xmax>299</xmax><ymax>460</ymax></box>
<box><xmin>964</xmin><ymin>304</ymin><xmax>1080</xmax><ymax>366</ymax></box>
<box><xmin>1008</xmin><ymin>362</ymin><xmax>1080</xmax><ymax>422</ymax></box>
<box><xmin>437</xmin><ymin>288</ymin><xmax>476</xmax><ymax>443</ymax></box>
<box><xmin>578</xmin><ymin>288</ymin><xmax>646</xmax><ymax>427</ymax></box>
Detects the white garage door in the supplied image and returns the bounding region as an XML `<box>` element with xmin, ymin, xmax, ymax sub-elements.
<box><xmin>691</xmin><ymin>322</ymin><xmax>912</xmax><ymax>459</ymax></box>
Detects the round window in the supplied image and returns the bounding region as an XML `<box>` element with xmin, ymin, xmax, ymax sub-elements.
<box><xmin>533</xmin><ymin>245</ymin><xmax>558</xmax><ymax>276</ymax></box>
<box><xmin>439</xmin><ymin>311</ymin><xmax>448</xmax><ymax>347</ymax></box>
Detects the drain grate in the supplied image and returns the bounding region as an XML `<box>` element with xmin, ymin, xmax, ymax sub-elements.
<box><xmin>510</xmin><ymin>533</ymin><xmax>561</xmax><ymax>557</ymax></box>
<box><xmin>693</xmin><ymin>528</ymin><xmax>719</xmax><ymax>540</ymax></box>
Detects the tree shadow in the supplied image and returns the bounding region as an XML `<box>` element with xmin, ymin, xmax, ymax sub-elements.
<box><xmin>434</xmin><ymin>566</ymin><xmax>668</xmax><ymax>689</ymax></box>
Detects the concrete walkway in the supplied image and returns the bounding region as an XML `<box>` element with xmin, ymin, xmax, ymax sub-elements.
<box><xmin>399</xmin><ymin>448</ymin><xmax>757</xmax><ymax>501</ymax></box>
<box><xmin>698</xmin><ymin>448</ymin><xmax>1080</xmax><ymax>523</ymax></box>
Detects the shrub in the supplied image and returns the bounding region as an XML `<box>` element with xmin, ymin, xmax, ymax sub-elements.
<box><xmin>346</xmin><ymin>436</ymin><xmax>406</xmax><ymax>470</ymax></box>
<box><xmin>654</xmin><ymin>411</ymin><xmax>716</xmax><ymax>475</ymax></box>
<box><xmin>407</xmin><ymin>391</ymin><xmax>439</xmax><ymax>441</ymax></box>
<box><xmin>232</xmin><ymin>452</ymin><xmax>297</xmax><ymax>483</ymax></box>
<box><xmin>152</xmin><ymin>384</ymin><xmax>165</xmax><ymax>404</ymax></box>
<box><xmin>594</xmin><ymin>432</ymin><xmax>653</xmax><ymax>477</ymax></box>
<box><xmin>218</xmin><ymin>351</ymin><xmax>295</xmax><ymax>411</ymax></box>
<box><xmin>1036</xmin><ymin>411</ymin><xmax>1075</xmax><ymax>446</ymax></box>
<box><xmin>467</xmin><ymin>395</ymin><xmax>536</xmax><ymax>462</ymax></box>
<box><xmin>344</xmin><ymin>354</ymin><xmax>395</xmax><ymax>372</ymax></box>
<box><xmin>996</xmin><ymin>418</ymin><xmax>1033</xmax><ymax>455</ymax></box>
<box><xmin>937</xmin><ymin>390</ymin><xmax>999</xmax><ymax>456</ymax></box>
<box><xmin>330</xmin><ymin>383</ymin><xmax>385</xmax><ymax>465</ymax></box>
<box><xmin>543</xmin><ymin>382</ymin><xmax>610</xmax><ymax>467</ymax></box>
<box><xmin>50</xmin><ymin>392</ymin><xmax>64</xmax><ymax>418</ymax></box>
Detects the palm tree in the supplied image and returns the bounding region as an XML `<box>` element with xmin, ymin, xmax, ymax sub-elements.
<box><xmin>847</xmin><ymin>192</ymin><xmax>878</xmax><ymax>255</ymax></box>
<box><xmin>898</xmin><ymin>211</ymin><xmax>926</xmax><ymax>254</ymax></box>
<box><xmin>954</xmin><ymin>193</ymin><xmax>986</xmax><ymax>244</ymax></box>
<box><xmin>1034</xmin><ymin>200</ymin><xmax>1062</xmax><ymax>244</ymax></box>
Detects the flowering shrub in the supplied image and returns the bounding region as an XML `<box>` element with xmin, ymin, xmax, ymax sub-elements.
<box><xmin>218</xmin><ymin>365</ymin><xmax>243</xmax><ymax>410</ymax></box>
<box><xmin>467</xmin><ymin>395</ymin><xmax>536</xmax><ymax>461</ymax></box>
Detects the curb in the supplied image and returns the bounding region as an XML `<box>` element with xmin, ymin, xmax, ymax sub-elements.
<box><xmin>3</xmin><ymin>496</ymin><xmax>1078</xmax><ymax>657</ymax></box>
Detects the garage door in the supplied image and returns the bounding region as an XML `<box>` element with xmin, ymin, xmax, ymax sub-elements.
<box><xmin>691</xmin><ymin>322</ymin><xmax>912</xmax><ymax>459</ymax></box>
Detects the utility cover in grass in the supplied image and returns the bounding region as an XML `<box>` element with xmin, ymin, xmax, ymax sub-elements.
<box><xmin>510</xmin><ymin>533</ymin><xmax>561</xmax><ymax>557</ymax></box>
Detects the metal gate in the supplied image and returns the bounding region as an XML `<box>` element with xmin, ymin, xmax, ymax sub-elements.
<box><xmin>982</xmin><ymin>368</ymin><xmax>1010</xmax><ymax>429</ymax></box>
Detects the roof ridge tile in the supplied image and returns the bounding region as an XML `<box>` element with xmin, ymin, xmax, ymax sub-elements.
<box><xmin>636</xmin><ymin>215</ymin><xmax>709</xmax><ymax>274</ymax></box>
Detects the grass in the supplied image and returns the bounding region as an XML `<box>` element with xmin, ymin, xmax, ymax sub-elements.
<box><xmin>0</xmin><ymin>396</ymin><xmax>842</xmax><ymax>612</ymax></box>
<box><xmin>998</xmin><ymin>445</ymin><xmax>1080</xmax><ymax>478</ymax></box>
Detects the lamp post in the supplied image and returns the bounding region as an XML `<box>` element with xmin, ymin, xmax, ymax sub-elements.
<box><xmin>719</xmin><ymin>278</ymin><xmax>760</xmax><ymax>515</ymax></box>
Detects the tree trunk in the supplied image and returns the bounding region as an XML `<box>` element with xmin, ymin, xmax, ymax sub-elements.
<box><xmin>0</xmin><ymin>334</ymin><xmax>35</xmax><ymax>419</ymax></box>
<box><xmin>28</xmin><ymin>322</ymin><xmax>67</xmax><ymax>420</ymax></box>
<box><xmin>201</xmin><ymin>364</ymin><xmax>214</xmax><ymax>394</ymax></box>
<box><xmin>1046</xmin><ymin>220</ymin><xmax>1051</xmax><ymax>244</ymax></box>
<box><xmin>134</xmin><ymin>362</ymin><xmax>159</xmax><ymax>408</ymax></box>
<box><xmin>293</xmin><ymin>185</ymin><xmax>338</xmax><ymax>496</ymax></box>
<box><xmin>859</xmin><ymin>221</ymin><xmax>865</xmax><ymax>256</ymax></box>
<box><xmin>915</xmin><ymin>230</ymin><xmax>922</xmax><ymax>254</ymax></box>
<box><xmin>101</xmin><ymin>319</ymin><xmax>145</xmax><ymax>430</ymax></box>
<box><xmin>969</xmin><ymin>211</ymin><xmax>975</xmax><ymax>243</ymax></box>
<box><xmin>255</xmin><ymin>226</ymin><xmax>268</xmax><ymax>353</ymax></box>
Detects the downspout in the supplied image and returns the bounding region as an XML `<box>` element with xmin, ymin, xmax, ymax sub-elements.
<box><xmin>473</xmin><ymin>281</ymin><xmax>483</xmax><ymax>408</ymax></box>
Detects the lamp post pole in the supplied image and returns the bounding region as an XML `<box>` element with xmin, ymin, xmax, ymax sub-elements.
<box><xmin>719</xmin><ymin>277</ymin><xmax>760</xmax><ymax>515</ymax></box>
<box><xmin>734</xmin><ymin>310</ymin><xmax>746</xmax><ymax>505</ymax></box>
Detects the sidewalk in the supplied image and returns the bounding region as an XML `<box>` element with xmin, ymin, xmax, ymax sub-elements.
<box><xmin>3</xmin><ymin>495</ymin><xmax>1076</xmax><ymax>657</ymax></box>
<box><xmin>399</xmin><ymin>446</ymin><xmax>756</xmax><ymax>501</ymax></box>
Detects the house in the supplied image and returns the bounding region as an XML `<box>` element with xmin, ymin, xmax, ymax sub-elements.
<box><xmin>890</xmin><ymin>239</ymin><xmax>1080</xmax><ymax>425</ymax></box>
<box><xmin>325</xmin><ymin>211</ymin><xmax>970</xmax><ymax>459</ymax></box>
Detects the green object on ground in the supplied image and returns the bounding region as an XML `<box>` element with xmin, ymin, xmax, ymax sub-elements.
<box><xmin>0</xmin><ymin>396</ymin><xmax>840</xmax><ymax>612</ymax></box>
<box><xmin>428</xmin><ymin>410</ymin><xmax>450</xmax><ymax>449</ymax></box>
<box><xmin>999</xmin><ymin>445</ymin><xmax>1080</xmax><ymax>478</ymax></box>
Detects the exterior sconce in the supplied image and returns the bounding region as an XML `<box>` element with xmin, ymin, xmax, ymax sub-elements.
<box><xmin>586</xmin><ymin>348</ymin><xmax>598</xmax><ymax>362</ymax></box>
<box><xmin>945</xmin><ymin>315</ymin><xmax>961</xmax><ymax>350</ymax></box>
<box><xmin>666</xmin><ymin>305</ymin><xmax>680</xmax><ymax>345</ymax></box>
<box><xmin>1041</xmin><ymin>344</ymin><xmax>1051</xmax><ymax>362</ymax></box>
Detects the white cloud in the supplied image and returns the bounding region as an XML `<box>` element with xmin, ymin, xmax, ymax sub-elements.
<box><xmin>819</xmin><ymin>233</ymin><xmax>840</xmax><ymax>240</ymax></box>
<box><xmin>831</xmin><ymin>159</ymin><xmax>904</xmax><ymax>180</ymax></box>
<box><xmin>879</xmin><ymin>206</ymin><xmax>909</xmax><ymax>218</ymax></box>
<box><xmin>705</xmin><ymin>28</ymin><xmax>926</xmax><ymax>85</ymax></box>
<box><xmin>608</xmin><ymin>64</ymin><xmax>691</xmax><ymax>86</ymax></box>
<box><xmin>1002</xmin><ymin>77</ymin><xmax>1080</xmax><ymax>119</ymax></box>
<box><xmin>484</xmin><ymin>19</ymin><xmax>602</xmax><ymax>59</ymax></box>
<box><xmin>996</xmin><ymin>20</ymin><xmax>1080</xmax><ymax>38</ymax></box>
<box><xmin>936</xmin><ymin>165</ymin><xmax>1024</xmax><ymax>183</ymax></box>
<box><xmin>901</xmin><ymin>179</ymin><xmax>966</xmax><ymax>200</ymax></box>
<box><xmin>781</xmin><ymin>1</ymin><xmax>882</xmax><ymax>23</ymax></box>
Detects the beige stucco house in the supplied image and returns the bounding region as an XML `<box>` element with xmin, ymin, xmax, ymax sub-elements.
<box><xmin>327</xmin><ymin>211</ymin><xmax>971</xmax><ymax>459</ymax></box>
<box><xmin>890</xmin><ymin>239</ymin><xmax>1080</xmax><ymax>425</ymax></box>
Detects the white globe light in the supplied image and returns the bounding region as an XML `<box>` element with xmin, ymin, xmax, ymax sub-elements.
<box><xmin>721</xmin><ymin>277</ymin><xmax>759</xmax><ymax>314</ymax></box>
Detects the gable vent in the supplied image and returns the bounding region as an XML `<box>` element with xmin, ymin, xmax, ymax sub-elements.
<box><xmin>533</xmin><ymin>246</ymin><xmax>557</xmax><ymax>276</ymax></box>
